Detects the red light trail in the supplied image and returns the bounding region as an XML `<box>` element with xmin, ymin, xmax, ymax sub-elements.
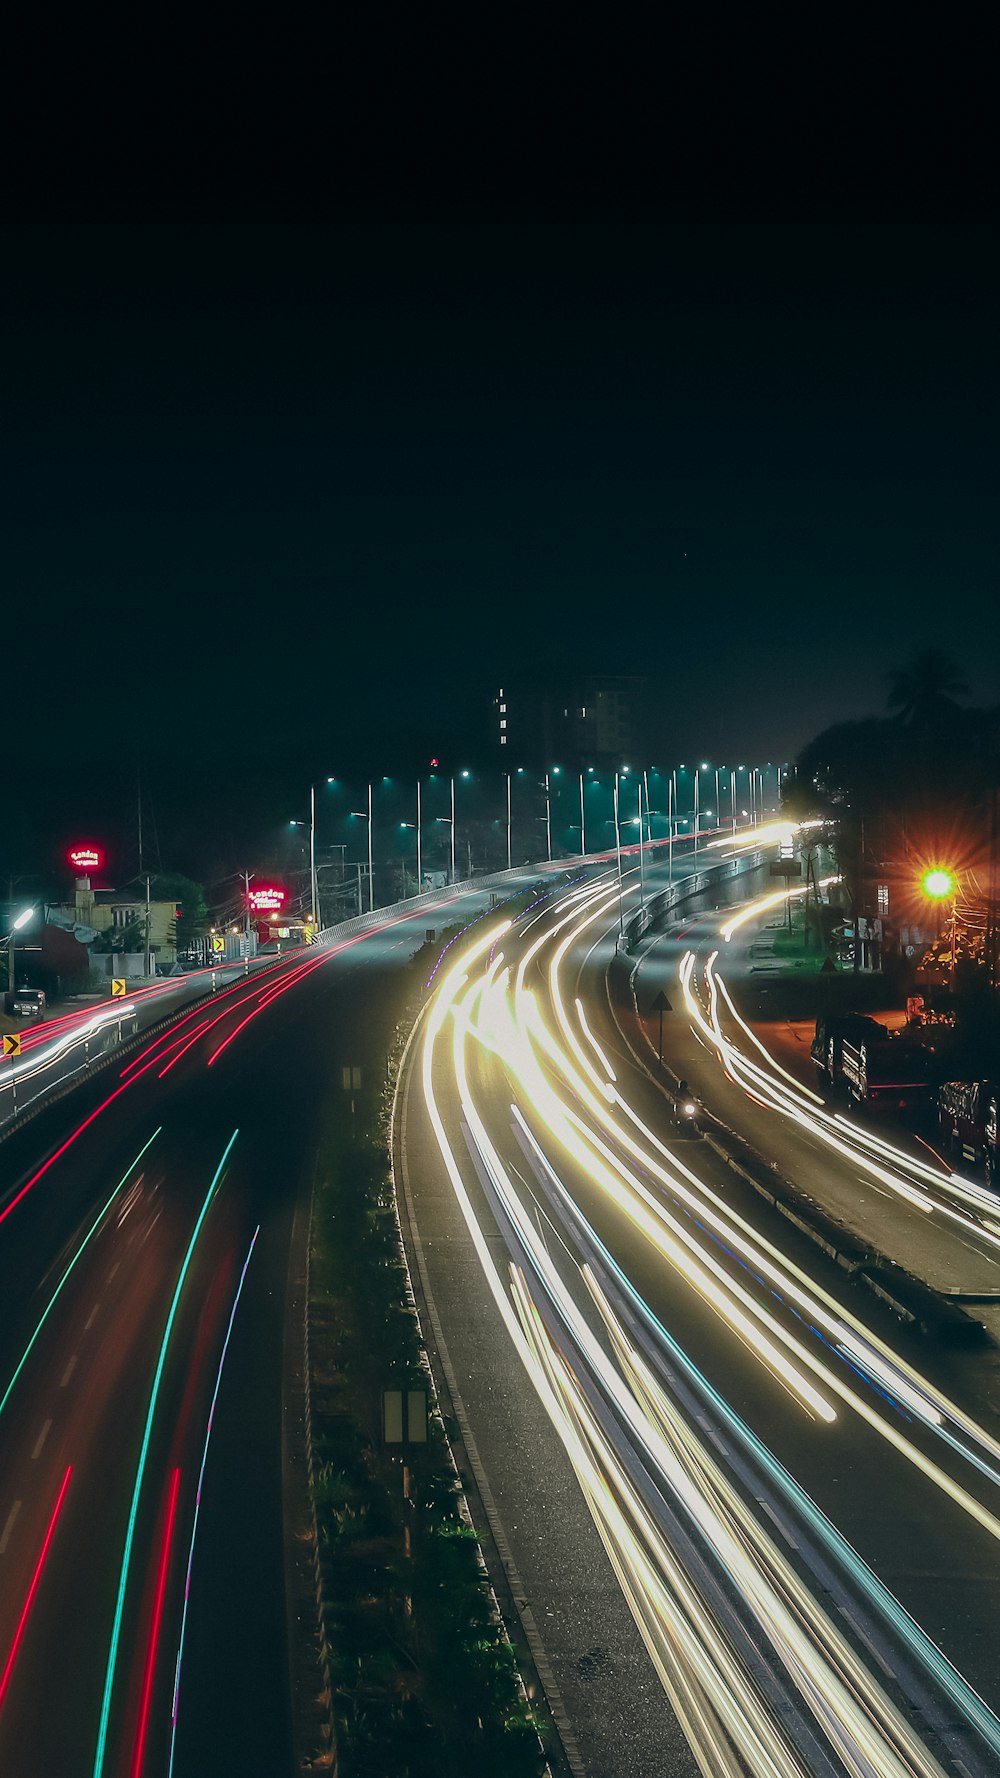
<box><xmin>0</xmin><ymin>1466</ymin><xmax>73</xmax><ymax>1712</ymax></box>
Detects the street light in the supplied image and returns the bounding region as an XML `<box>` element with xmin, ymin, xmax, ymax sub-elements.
<box><xmin>4</xmin><ymin>905</ymin><xmax>35</xmax><ymax>997</ymax></box>
<box><xmin>350</xmin><ymin>784</ymin><xmax>374</xmax><ymax>912</ymax></box>
<box><xmin>612</xmin><ymin>778</ymin><xmax>625</xmax><ymax>938</ymax></box>
<box><xmin>922</xmin><ymin>867</ymin><xmax>958</xmax><ymax>989</ymax></box>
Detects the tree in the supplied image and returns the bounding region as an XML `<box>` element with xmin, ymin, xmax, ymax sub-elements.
<box><xmin>886</xmin><ymin>649</ymin><xmax>969</xmax><ymax>728</ymax></box>
<box><xmin>145</xmin><ymin>872</ymin><xmax>208</xmax><ymax>948</ymax></box>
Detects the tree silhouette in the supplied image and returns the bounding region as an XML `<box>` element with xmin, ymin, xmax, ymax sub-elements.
<box><xmin>886</xmin><ymin>649</ymin><xmax>969</xmax><ymax>727</ymax></box>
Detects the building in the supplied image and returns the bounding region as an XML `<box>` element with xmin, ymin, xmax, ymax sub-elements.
<box><xmin>46</xmin><ymin>874</ymin><xmax>180</xmax><ymax>969</ymax></box>
<box><xmin>492</xmin><ymin>675</ymin><xmax>648</xmax><ymax>770</ymax></box>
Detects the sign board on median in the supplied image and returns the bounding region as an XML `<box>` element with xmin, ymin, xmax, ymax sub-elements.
<box><xmin>211</xmin><ymin>935</ymin><xmax>225</xmax><ymax>954</ymax></box>
<box><xmin>383</xmin><ymin>1388</ymin><xmax>428</xmax><ymax>1444</ymax></box>
<box><xmin>769</xmin><ymin>860</ymin><xmax>802</xmax><ymax>878</ymax></box>
<box><xmin>3</xmin><ymin>1034</ymin><xmax>22</xmax><ymax>1058</ymax></box>
<box><xmin>111</xmin><ymin>979</ymin><xmax>127</xmax><ymax>998</ymax></box>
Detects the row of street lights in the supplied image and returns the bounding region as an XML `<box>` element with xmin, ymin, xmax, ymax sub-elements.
<box><xmin>289</xmin><ymin>763</ymin><xmax>784</xmax><ymax>927</ymax></box>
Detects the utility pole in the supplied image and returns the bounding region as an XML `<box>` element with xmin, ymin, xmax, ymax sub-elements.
<box><xmin>144</xmin><ymin>874</ymin><xmax>151</xmax><ymax>978</ymax></box>
<box><xmin>309</xmin><ymin>782</ymin><xmax>318</xmax><ymax>929</ymax></box>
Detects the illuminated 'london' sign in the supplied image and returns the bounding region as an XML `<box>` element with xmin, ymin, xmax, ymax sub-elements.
<box><xmin>248</xmin><ymin>886</ymin><xmax>287</xmax><ymax>912</ymax></box>
<box><xmin>68</xmin><ymin>845</ymin><xmax>103</xmax><ymax>872</ymax></box>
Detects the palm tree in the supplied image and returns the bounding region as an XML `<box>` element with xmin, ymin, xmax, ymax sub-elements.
<box><xmin>886</xmin><ymin>649</ymin><xmax>969</xmax><ymax>727</ymax></box>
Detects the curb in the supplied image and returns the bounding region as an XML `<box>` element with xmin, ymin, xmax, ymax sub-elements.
<box><xmin>391</xmin><ymin>994</ymin><xmax>577</xmax><ymax>1778</ymax></box>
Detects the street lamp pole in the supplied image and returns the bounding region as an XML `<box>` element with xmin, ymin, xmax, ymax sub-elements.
<box><xmin>668</xmin><ymin>772</ymin><xmax>674</xmax><ymax>884</ymax></box>
<box><xmin>693</xmin><ymin>769</ymin><xmax>700</xmax><ymax>854</ymax></box>
<box><xmin>449</xmin><ymin>776</ymin><xmax>456</xmax><ymax>882</ymax></box>
<box><xmin>416</xmin><ymin>779</ymin><xmax>422</xmax><ymax>892</ymax></box>
<box><xmin>637</xmin><ymin>779</ymin><xmax>645</xmax><ymax>908</ymax></box>
<box><xmin>544</xmin><ymin>772</ymin><xmax>552</xmax><ymax>863</ymax></box>
<box><xmin>506</xmin><ymin>772</ymin><xmax>512</xmax><ymax>870</ymax></box>
<box><xmin>612</xmin><ymin>778</ymin><xmax>624</xmax><ymax>939</ymax></box>
<box><xmin>6</xmin><ymin>906</ymin><xmax>34</xmax><ymax>995</ymax></box>
<box><xmin>309</xmin><ymin>782</ymin><xmax>318</xmax><ymax>928</ymax></box>
<box><xmin>579</xmin><ymin>772</ymin><xmax>586</xmax><ymax>858</ymax></box>
<box><xmin>367</xmin><ymin>781</ymin><xmax>374</xmax><ymax>911</ymax></box>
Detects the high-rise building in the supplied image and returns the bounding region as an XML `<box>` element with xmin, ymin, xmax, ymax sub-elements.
<box><xmin>492</xmin><ymin>675</ymin><xmax>647</xmax><ymax>769</ymax></box>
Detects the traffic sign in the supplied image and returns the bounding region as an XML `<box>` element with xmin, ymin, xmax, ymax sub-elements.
<box><xmin>111</xmin><ymin>978</ymin><xmax>127</xmax><ymax>998</ymax></box>
<box><xmin>211</xmin><ymin>935</ymin><xmax>225</xmax><ymax>954</ymax></box>
<box><xmin>3</xmin><ymin>1034</ymin><xmax>22</xmax><ymax>1058</ymax></box>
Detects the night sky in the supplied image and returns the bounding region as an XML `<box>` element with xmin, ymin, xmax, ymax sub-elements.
<box><xmin>4</xmin><ymin>66</ymin><xmax>997</xmax><ymax>886</ymax></box>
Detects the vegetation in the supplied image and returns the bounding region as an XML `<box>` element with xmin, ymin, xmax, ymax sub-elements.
<box><xmin>784</xmin><ymin>652</ymin><xmax>999</xmax><ymax>981</ymax></box>
<box><xmin>307</xmin><ymin>927</ymin><xmax>547</xmax><ymax>1776</ymax></box>
<box><xmin>146</xmin><ymin>871</ymin><xmax>208</xmax><ymax>947</ymax></box>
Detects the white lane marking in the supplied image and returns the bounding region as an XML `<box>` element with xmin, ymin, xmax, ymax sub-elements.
<box><xmin>85</xmin><ymin>1302</ymin><xmax>100</xmax><ymax>1330</ymax></box>
<box><xmin>0</xmin><ymin>1501</ymin><xmax>22</xmax><ymax>1555</ymax></box>
<box><xmin>107</xmin><ymin>1262</ymin><xmax>119</xmax><ymax>1280</ymax></box>
<box><xmin>757</xmin><ymin>1497</ymin><xmax>799</xmax><ymax>1548</ymax></box>
<box><xmin>31</xmin><ymin>1419</ymin><xmax>52</xmax><ymax>1460</ymax></box>
<box><xmin>60</xmin><ymin>1355</ymin><xmax>78</xmax><ymax>1388</ymax></box>
<box><xmin>695</xmin><ymin>1412</ymin><xmax>728</xmax><ymax>1456</ymax></box>
<box><xmin>838</xmin><ymin>1603</ymin><xmax>895</xmax><ymax>1678</ymax></box>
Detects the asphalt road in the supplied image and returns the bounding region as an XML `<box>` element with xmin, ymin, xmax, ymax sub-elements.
<box><xmin>400</xmin><ymin>850</ymin><xmax>1000</xmax><ymax>1778</ymax></box>
<box><xmin>0</xmin><ymin>876</ymin><xmax>552</xmax><ymax>1778</ymax></box>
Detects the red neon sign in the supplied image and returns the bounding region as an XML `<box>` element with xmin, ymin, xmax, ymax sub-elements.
<box><xmin>68</xmin><ymin>845</ymin><xmax>103</xmax><ymax>872</ymax></box>
<box><xmin>248</xmin><ymin>886</ymin><xmax>286</xmax><ymax>912</ymax></box>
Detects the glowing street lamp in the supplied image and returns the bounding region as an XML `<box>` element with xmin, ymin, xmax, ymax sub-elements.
<box><xmin>350</xmin><ymin>784</ymin><xmax>374</xmax><ymax>912</ymax></box>
<box><xmin>4</xmin><ymin>905</ymin><xmax>35</xmax><ymax>996</ymax></box>
<box><xmin>921</xmin><ymin>868</ymin><xmax>956</xmax><ymax>900</ymax></box>
<box><xmin>921</xmin><ymin>867</ymin><xmax>958</xmax><ymax>988</ymax></box>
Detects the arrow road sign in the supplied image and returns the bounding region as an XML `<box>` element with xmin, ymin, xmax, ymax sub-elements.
<box><xmin>111</xmin><ymin>979</ymin><xmax>127</xmax><ymax>998</ymax></box>
<box><xmin>3</xmin><ymin>1034</ymin><xmax>22</xmax><ymax>1058</ymax></box>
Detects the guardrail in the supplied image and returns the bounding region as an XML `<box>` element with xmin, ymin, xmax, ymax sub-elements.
<box><xmin>312</xmin><ymin>844</ymin><xmax>770</xmax><ymax>956</ymax></box>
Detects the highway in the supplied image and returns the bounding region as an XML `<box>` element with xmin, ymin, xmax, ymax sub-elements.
<box><xmin>0</xmin><ymin>873</ymin><xmax>551</xmax><ymax>1778</ymax></box>
<box><xmin>7</xmin><ymin>829</ymin><xmax>1000</xmax><ymax>1776</ymax></box>
<box><xmin>399</xmin><ymin>845</ymin><xmax>1000</xmax><ymax>1777</ymax></box>
<box><xmin>0</xmin><ymin>958</ymin><xmax>281</xmax><ymax>1133</ymax></box>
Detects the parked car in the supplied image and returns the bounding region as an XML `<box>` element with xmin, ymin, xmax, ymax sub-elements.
<box><xmin>937</xmin><ymin>1079</ymin><xmax>999</xmax><ymax>1180</ymax></box>
<box><xmin>11</xmin><ymin>986</ymin><xmax>46</xmax><ymax>1017</ymax></box>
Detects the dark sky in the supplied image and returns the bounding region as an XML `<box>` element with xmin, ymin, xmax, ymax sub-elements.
<box><xmin>3</xmin><ymin>31</ymin><xmax>997</xmax><ymax>884</ymax></box>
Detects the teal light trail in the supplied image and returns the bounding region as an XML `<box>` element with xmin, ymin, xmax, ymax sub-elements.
<box><xmin>0</xmin><ymin>1128</ymin><xmax>162</xmax><ymax>1421</ymax></box>
<box><xmin>91</xmin><ymin>1128</ymin><xmax>239</xmax><ymax>1778</ymax></box>
<box><xmin>167</xmin><ymin>1224</ymin><xmax>260</xmax><ymax>1777</ymax></box>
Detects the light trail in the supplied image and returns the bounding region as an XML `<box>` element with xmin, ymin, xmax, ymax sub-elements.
<box><xmin>167</xmin><ymin>1226</ymin><xmax>260</xmax><ymax>1778</ymax></box>
<box><xmin>414</xmin><ymin>867</ymin><xmax>1000</xmax><ymax>1775</ymax></box>
<box><xmin>130</xmin><ymin>1466</ymin><xmax>182</xmax><ymax>1778</ymax></box>
<box><xmin>0</xmin><ymin>1466</ymin><xmax>73</xmax><ymax>1713</ymax></box>
<box><xmin>91</xmin><ymin>1129</ymin><xmax>239</xmax><ymax>1778</ymax></box>
<box><xmin>0</xmin><ymin>1128</ymin><xmax>162</xmax><ymax>1420</ymax></box>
